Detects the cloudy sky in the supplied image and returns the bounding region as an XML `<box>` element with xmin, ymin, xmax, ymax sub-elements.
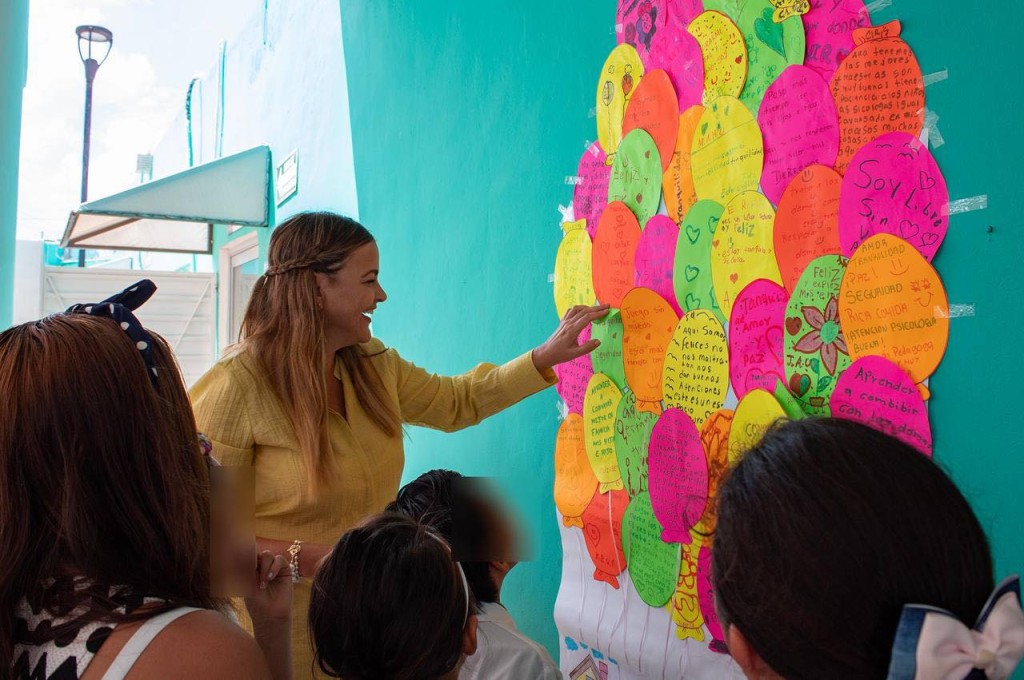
<box><xmin>16</xmin><ymin>0</ymin><xmax>252</xmax><ymax>240</ymax></box>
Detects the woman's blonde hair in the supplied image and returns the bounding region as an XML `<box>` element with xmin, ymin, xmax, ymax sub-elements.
<box><xmin>239</xmin><ymin>212</ymin><xmax>400</xmax><ymax>492</ymax></box>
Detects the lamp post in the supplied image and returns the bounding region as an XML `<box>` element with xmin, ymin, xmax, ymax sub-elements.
<box><xmin>75</xmin><ymin>24</ymin><xmax>112</xmax><ymax>267</ymax></box>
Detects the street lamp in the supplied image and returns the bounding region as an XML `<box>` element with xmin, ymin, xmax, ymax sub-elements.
<box><xmin>75</xmin><ymin>24</ymin><xmax>113</xmax><ymax>266</ymax></box>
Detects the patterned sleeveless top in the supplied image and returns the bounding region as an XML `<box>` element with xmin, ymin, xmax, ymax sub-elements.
<box><xmin>11</xmin><ymin>578</ymin><xmax>158</xmax><ymax>680</ymax></box>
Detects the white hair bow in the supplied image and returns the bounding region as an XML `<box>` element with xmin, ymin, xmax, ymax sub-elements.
<box><xmin>887</xmin><ymin>575</ymin><xmax>1024</xmax><ymax>680</ymax></box>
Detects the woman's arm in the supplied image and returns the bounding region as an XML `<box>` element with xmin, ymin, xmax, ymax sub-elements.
<box><xmin>245</xmin><ymin>552</ymin><xmax>294</xmax><ymax>680</ymax></box>
<box><xmin>391</xmin><ymin>304</ymin><xmax>608</xmax><ymax>432</ymax></box>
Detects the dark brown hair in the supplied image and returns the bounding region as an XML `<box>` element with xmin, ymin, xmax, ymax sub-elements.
<box><xmin>0</xmin><ymin>314</ymin><xmax>216</xmax><ymax>678</ymax></box>
<box><xmin>712</xmin><ymin>418</ymin><xmax>994</xmax><ymax>679</ymax></box>
<box><xmin>239</xmin><ymin>211</ymin><xmax>400</xmax><ymax>493</ymax></box>
<box><xmin>309</xmin><ymin>513</ymin><xmax>471</xmax><ymax>680</ymax></box>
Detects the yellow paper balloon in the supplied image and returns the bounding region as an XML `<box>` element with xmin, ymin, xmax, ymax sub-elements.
<box><xmin>688</xmin><ymin>11</ymin><xmax>748</xmax><ymax>105</ymax></box>
<box><xmin>596</xmin><ymin>44</ymin><xmax>644</xmax><ymax>164</ymax></box>
<box><xmin>728</xmin><ymin>388</ymin><xmax>787</xmax><ymax>462</ymax></box>
<box><xmin>662</xmin><ymin>310</ymin><xmax>729</xmax><ymax>427</ymax></box>
<box><xmin>621</xmin><ymin>288</ymin><xmax>680</xmax><ymax>414</ymax></box>
<box><xmin>584</xmin><ymin>373</ymin><xmax>625</xmax><ymax>493</ymax></box>
<box><xmin>553</xmin><ymin>220</ymin><xmax>596</xmax><ymax>318</ymax></box>
<box><xmin>691</xmin><ymin>96</ymin><xmax>764</xmax><ymax>205</ymax></box>
<box><xmin>554</xmin><ymin>414</ymin><xmax>599</xmax><ymax>528</ymax></box>
<box><xmin>670</xmin><ymin>529</ymin><xmax>706</xmax><ymax>641</ymax></box>
<box><xmin>711</xmin><ymin>191</ymin><xmax>782</xmax><ymax>318</ymax></box>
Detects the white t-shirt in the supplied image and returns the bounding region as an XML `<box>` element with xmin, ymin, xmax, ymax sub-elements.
<box><xmin>460</xmin><ymin>602</ymin><xmax>562</xmax><ymax>680</ymax></box>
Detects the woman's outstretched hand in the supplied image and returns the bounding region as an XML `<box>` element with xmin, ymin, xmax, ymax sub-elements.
<box><xmin>532</xmin><ymin>304</ymin><xmax>610</xmax><ymax>371</ymax></box>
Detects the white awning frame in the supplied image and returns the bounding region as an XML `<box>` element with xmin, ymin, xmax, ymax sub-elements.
<box><xmin>61</xmin><ymin>145</ymin><xmax>272</xmax><ymax>255</ymax></box>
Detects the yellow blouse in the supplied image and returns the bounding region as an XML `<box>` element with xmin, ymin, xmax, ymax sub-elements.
<box><xmin>189</xmin><ymin>338</ymin><xmax>556</xmax><ymax>679</ymax></box>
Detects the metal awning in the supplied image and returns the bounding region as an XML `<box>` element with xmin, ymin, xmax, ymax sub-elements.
<box><xmin>61</xmin><ymin>145</ymin><xmax>271</xmax><ymax>254</ymax></box>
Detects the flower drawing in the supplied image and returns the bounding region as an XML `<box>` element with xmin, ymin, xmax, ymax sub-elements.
<box><xmin>793</xmin><ymin>296</ymin><xmax>848</xmax><ymax>375</ymax></box>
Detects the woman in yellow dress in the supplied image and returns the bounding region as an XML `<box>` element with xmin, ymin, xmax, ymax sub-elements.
<box><xmin>190</xmin><ymin>211</ymin><xmax>605</xmax><ymax>679</ymax></box>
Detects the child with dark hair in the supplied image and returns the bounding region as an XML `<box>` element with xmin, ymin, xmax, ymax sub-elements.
<box><xmin>387</xmin><ymin>470</ymin><xmax>560</xmax><ymax>680</ymax></box>
<box><xmin>713</xmin><ymin>418</ymin><xmax>1024</xmax><ymax>680</ymax></box>
<box><xmin>308</xmin><ymin>513</ymin><xmax>477</xmax><ymax>680</ymax></box>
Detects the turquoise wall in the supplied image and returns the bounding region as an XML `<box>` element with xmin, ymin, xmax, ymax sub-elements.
<box><xmin>339</xmin><ymin>0</ymin><xmax>1022</xmax><ymax>660</ymax></box>
<box><xmin>0</xmin><ymin>0</ymin><xmax>28</xmax><ymax>328</ymax></box>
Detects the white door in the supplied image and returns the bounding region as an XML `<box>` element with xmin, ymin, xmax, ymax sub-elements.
<box><xmin>218</xmin><ymin>232</ymin><xmax>262</xmax><ymax>351</ymax></box>
<box><xmin>42</xmin><ymin>268</ymin><xmax>216</xmax><ymax>388</ymax></box>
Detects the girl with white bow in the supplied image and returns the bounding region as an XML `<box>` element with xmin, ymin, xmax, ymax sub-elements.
<box><xmin>711</xmin><ymin>418</ymin><xmax>1024</xmax><ymax>680</ymax></box>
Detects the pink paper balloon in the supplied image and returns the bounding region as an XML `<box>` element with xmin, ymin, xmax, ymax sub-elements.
<box><xmin>729</xmin><ymin>279</ymin><xmax>789</xmax><ymax>399</ymax></box>
<box><xmin>697</xmin><ymin>543</ymin><xmax>728</xmax><ymax>654</ymax></box>
<box><xmin>830</xmin><ymin>355</ymin><xmax>933</xmax><ymax>455</ymax></box>
<box><xmin>555</xmin><ymin>326</ymin><xmax>594</xmax><ymax>414</ymax></box>
<box><xmin>646</xmin><ymin>18</ymin><xmax>704</xmax><ymax>109</ymax></box>
<box><xmin>647</xmin><ymin>408</ymin><xmax>707</xmax><ymax>543</ymax></box>
<box><xmin>758</xmin><ymin>65</ymin><xmax>839</xmax><ymax>206</ymax></box>
<box><xmin>635</xmin><ymin>215</ymin><xmax>682</xmax><ymax>316</ymax></box>
<box><xmin>574</xmin><ymin>142</ymin><xmax>612</xmax><ymax>239</ymax></box>
<box><xmin>802</xmin><ymin>0</ymin><xmax>871</xmax><ymax>81</ymax></box>
<box><xmin>839</xmin><ymin>131</ymin><xmax>949</xmax><ymax>261</ymax></box>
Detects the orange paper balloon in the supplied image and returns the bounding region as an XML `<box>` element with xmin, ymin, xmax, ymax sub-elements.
<box><xmin>694</xmin><ymin>409</ymin><xmax>733</xmax><ymax>541</ymax></box>
<box><xmin>774</xmin><ymin>164</ymin><xmax>844</xmax><ymax>293</ymax></box>
<box><xmin>621</xmin><ymin>287</ymin><xmax>680</xmax><ymax>413</ymax></box>
<box><xmin>581</xmin><ymin>486</ymin><xmax>629</xmax><ymax>588</ymax></box>
<box><xmin>663</xmin><ymin>106</ymin><xmax>704</xmax><ymax>224</ymax></box>
<box><xmin>592</xmin><ymin>202</ymin><xmax>643</xmax><ymax>307</ymax></box>
<box><xmin>839</xmin><ymin>233</ymin><xmax>949</xmax><ymax>386</ymax></box>
<box><xmin>554</xmin><ymin>414</ymin><xmax>599</xmax><ymax>528</ymax></box>
<box><xmin>623</xmin><ymin>69</ymin><xmax>680</xmax><ymax>173</ymax></box>
<box><xmin>830</xmin><ymin>21</ymin><xmax>924</xmax><ymax>174</ymax></box>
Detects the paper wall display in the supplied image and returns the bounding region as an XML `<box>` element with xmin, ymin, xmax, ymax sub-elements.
<box><xmin>591</xmin><ymin>310</ymin><xmax>627</xmax><ymax>392</ymax></box>
<box><xmin>728</xmin><ymin>388</ymin><xmax>787</xmax><ymax>462</ymax></box>
<box><xmin>555</xmin><ymin>326</ymin><xmax>595</xmax><ymax>415</ymax></box>
<box><xmin>555</xmin><ymin>414</ymin><xmax>601</xmax><ymax>528</ymax></box>
<box><xmin>830</xmin><ymin>21</ymin><xmax>924</xmax><ymax>174</ymax></box>
<box><xmin>757</xmin><ymin>65</ymin><xmax>839</xmax><ymax>205</ymax></box>
<box><xmin>575</xmin><ymin>142</ymin><xmax>613</xmax><ymax>239</ymax></box>
<box><xmin>838</xmin><ymin>233</ymin><xmax>949</xmax><ymax>385</ymax></box>
<box><xmin>614</xmin><ymin>390</ymin><xmax>659</xmax><ymax>497</ymax></box>
<box><xmin>729</xmin><ymin>279</ymin><xmax>788</xmax><ymax>399</ymax></box>
<box><xmin>838</xmin><ymin>131</ymin><xmax>949</xmax><ymax>262</ymax></box>
<box><xmin>830</xmin><ymin>355</ymin><xmax>933</xmax><ymax>455</ymax></box>
<box><xmin>735</xmin><ymin>0</ymin><xmax>806</xmax><ymax>115</ymax></box>
<box><xmin>584</xmin><ymin>373</ymin><xmax>626</xmax><ymax>493</ymax></box>
<box><xmin>662</xmin><ymin>310</ymin><xmax>729</xmax><ymax>426</ymax></box>
<box><xmin>623</xmin><ymin>491</ymin><xmax>681</xmax><ymax>606</ymax></box>
<box><xmin>688</xmin><ymin>11</ymin><xmax>748</xmax><ymax>105</ymax></box>
<box><xmin>801</xmin><ymin>0</ymin><xmax>870</xmax><ymax>80</ymax></box>
<box><xmin>783</xmin><ymin>254</ymin><xmax>850</xmax><ymax>415</ymax></box>
<box><xmin>696</xmin><ymin>544</ymin><xmax>728</xmax><ymax>652</ymax></box>
<box><xmin>617</xmin><ymin>0</ymin><xmax>668</xmax><ymax>62</ymax></box>
<box><xmin>621</xmin><ymin>287</ymin><xmax>680</xmax><ymax>413</ymax></box>
<box><xmin>670</xmin><ymin>535</ymin><xmax>706</xmax><ymax>641</ymax></box>
<box><xmin>608</xmin><ymin>129</ymin><xmax>663</xmax><ymax>227</ymax></box>
<box><xmin>596</xmin><ymin>44</ymin><xmax>645</xmax><ymax>163</ymax></box>
<box><xmin>635</xmin><ymin>215</ymin><xmax>682</xmax><ymax>316</ymax></box>
<box><xmin>554</xmin><ymin>220</ymin><xmax>597</xmax><ymax>318</ymax></box>
<box><xmin>647</xmin><ymin>20</ymin><xmax>704</xmax><ymax>109</ymax></box>
<box><xmin>695</xmin><ymin>409</ymin><xmax>734</xmax><ymax>539</ymax></box>
<box><xmin>623</xmin><ymin>69</ymin><xmax>680</xmax><ymax>173</ymax></box>
<box><xmin>691</xmin><ymin>96</ymin><xmax>764</xmax><ymax>206</ymax></box>
<box><xmin>710</xmin><ymin>191</ymin><xmax>782</xmax><ymax>318</ymax></box>
<box><xmin>663</xmin><ymin>107</ymin><xmax>704</xmax><ymax>224</ymax></box>
<box><xmin>593</xmin><ymin>202</ymin><xmax>643</xmax><ymax>307</ymax></box>
<box><xmin>581</xmin><ymin>486</ymin><xmax>629</xmax><ymax>588</ymax></box>
<box><xmin>774</xmin><ymin>164</ymin><xmax>844</xmax><ymax>292</ymax></box>
<box><xmin>674</xmin><ymin>199</ymin><xmax>725</xmax><ymax>323</ymax></box>
<box><xmin>647</xmin><ymin>408</ymin><xmax>708</xmax><ymax>542</ymax></box>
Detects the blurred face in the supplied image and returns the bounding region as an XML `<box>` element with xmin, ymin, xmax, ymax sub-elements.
<box><xmin>209</xmin><ymin>466</ymin><xmax>257</xmax><ymax>596</ymax></box>
<box><xmin>315</xmin><ymin>241</ymin><xmax>387</xmax><ymax>349</ymax></box>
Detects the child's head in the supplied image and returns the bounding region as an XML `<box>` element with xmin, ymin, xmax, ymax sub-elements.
<box><xmin>387</xmin><ymin>470</ymin><xmax>521</xmax><ymax>607</ymax></box>
<box><xmin>309</xmin><ymin>513</ymin><xmax>477</xmax><ymax>680</ymax></box>
<box><xmin>713</xmin><ymin>418</ymin><xmax>995</xmax><ymax>679</ymax></box>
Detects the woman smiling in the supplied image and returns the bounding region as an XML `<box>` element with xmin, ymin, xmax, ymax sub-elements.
<box><xmin>190</xmin><ymin>211</ymin><xmax>605</xmax><ymax>679</ymax></box>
